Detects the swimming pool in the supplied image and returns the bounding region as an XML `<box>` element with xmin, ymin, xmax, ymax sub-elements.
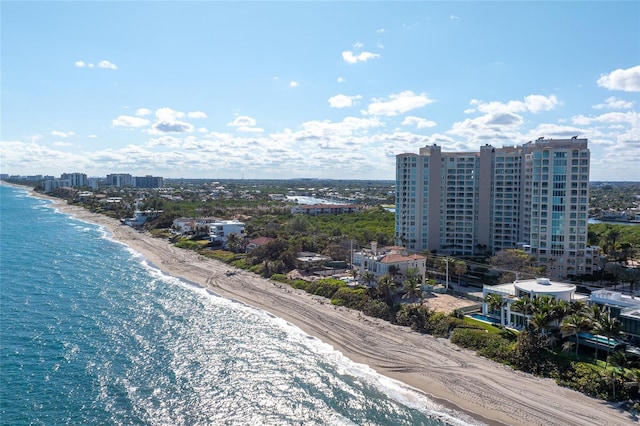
<box><xmin>468</xmin><ymin>313</ymin><xmax>501</xmax><ymax>324</ymax></box>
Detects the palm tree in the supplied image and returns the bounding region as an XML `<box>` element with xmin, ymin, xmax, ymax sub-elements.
<box><xmin>402</xmin><ymin>268</ymin><xmax>423</xmax><ymax>302</ymax></box>
<box><xmin>454</xmin><ymin>260</ymin><xmax>467</xmax><ymax>286</ymax></box>
<box><xmin>350</xmin><ymin>268</ymin><xmax>359</xmax><ymax>281</ymax></box>
<box><xmin>484</xmin><ymin>293</ymin><xmax>506</xmax><ymax>326</ymax></box>
<box><xmin>530</xmin><ymin>311</ymin><xmax>553</xmax><ymax>335</ymax></box>
<box><xmin>388</xmin><ymin>265</ymin><xmax>400</xmax><ymax>282</ymax></box>
<box><xmin>608</xmin><ymin>350</ymin><xmax>629</xmax><ymax>400</ymax></box>
<box><xmin>552</xmin><ymin>299</ymin><xmax>571</xmax><ymax>324</ymax></box>
<box><xmin>362</xmin><ymin>271</ymin><xmax>376</xmax><ymax>287</ymax></box>
<box><xmin>377</xmin><ymin>274</ymin><xmax>397</xmax><ymax>307</ymax></box>
<box><xmin>402</xmin><ymin>278</ymin><xmax>422</xmax><ymax>302</ymax></box>
<box><xmin>561</xmin><ymin>313</ymin><xmax>592</xmax><ymax>358</ymax></box>
<box><xmin>569</xmin><ymin>300</ymin><xmax>588</xmax><ymax>316</ymax></box>
<box><xmin>593</xmin><ymin>312</ymin><xmax>622</xmax><ymax>367</ymax></box>
<box><xmin>510</xmin><ymin>296</ymin><xmax>532</xmax><ymax>328</ymax></box>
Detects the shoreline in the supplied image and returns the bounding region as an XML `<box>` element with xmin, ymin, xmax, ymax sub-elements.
<box><xmin>12</xmin><ymin>185</ymin><xmax>638</xmax><ymax>425</ymax></box>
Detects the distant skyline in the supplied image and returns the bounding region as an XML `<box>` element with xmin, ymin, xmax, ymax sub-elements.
<box><xmin>1</xmin><ymin>1</ymin><xmax>639</xmax><ymax>181</ymax></box>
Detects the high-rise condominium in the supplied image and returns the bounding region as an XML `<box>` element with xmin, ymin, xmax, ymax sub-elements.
<box><xmin>395</xmin><ymin>138</ymin><xmax>594</xmax><ymax>279</ymax></box>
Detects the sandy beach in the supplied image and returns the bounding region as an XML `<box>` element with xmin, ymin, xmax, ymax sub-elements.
<box><xmin>28</xmin><ymin>190</ymin><xmax>637</xmax><ymax>425</ymax></box>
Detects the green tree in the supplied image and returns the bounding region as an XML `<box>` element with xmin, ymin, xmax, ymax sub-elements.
<box><xmin>484</xmin><ymin>293</ymin><xmax>506</xmax><ymax>326</ymax></box>
<box><xmin>454</xmin><ymin>260</ymin><xmax>468</xmax><ymax>286</ymax></box>
<box><xmin>607</xmin><ymin>350</ymin><xmax>629</xmax><ymax>400</ymax></box>
<box><xmin>362</xmin><ymin>271</ymin><xmax>376</xmax><ymax>287</ymax></box>
<box><xmin>489</xmin><ymin>249</ymin><xmax>542</xmax><ymax>283</ymax></box>
<box><xmin>593</xmin><ymin>312</ymin><xmax>622</xmax><ymax>367</ymax></box>
<box><xmin>561</xmin><ymin>313</ymin><xmax>592</xmax><ymax>358</ymax></box>
<box><xmin>402</xmin><ymin>268</ymin><xmax>423</xmax><ymax>302</ymax></box>
<box><xmin>376</xmin><ymin>275</ymin><xmax>397</xmax><ymax>308</ymax></box>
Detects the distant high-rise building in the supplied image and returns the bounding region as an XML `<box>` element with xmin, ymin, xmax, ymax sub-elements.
<box><xmin>133</xmin><ymin>175</ymin><xmax>163</xmax><ymax>189</ymax></box>
<box><xmin>44</xmin><ymin>178</ymin><xmax>71</xmax><ymax>193</ymax></box>
<box><xmin>61</xmin><ymin>172</ymin><xmax>88</xmax><ymax>187</ymax></box>
<box><xmin>395</xmin><ymin>138</ymin><xmax>592</xmax><ymax>279</ymax></box>
<box><xmin>106</xmin><ymin>173</ymin><xmax>133</xmax><ymax>188</ymax></box>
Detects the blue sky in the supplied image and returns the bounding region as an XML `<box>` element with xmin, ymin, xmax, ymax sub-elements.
<box><xmin>1</xmin><ymin>1</ymin><xmax>639</xmax><ymax>181</ymax></box>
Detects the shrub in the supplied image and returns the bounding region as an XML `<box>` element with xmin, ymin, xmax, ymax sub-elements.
<box><xmin>305</xmin><ymin>279</ymin><xmax>345</xmax><ymax>298</ymax></box>
<box><xmin>363</xmin><ymin>300</ymin><xmax>392</xmax><ymax>320</ymax></box>
<box><xmin>331</xmin><ymin>287</ymin><xmax>369</xmax><ymax>310</ymax></box>
<box><xmin>270</xmin><ymin>274</ymin><xmax>288</xmax><ymax>283</ymax></box>
<box><xmin>451</xmin><ymin>327</ymin><xmax>513</xmax><ymax>364</ymax></box>
<box><xmin>175</xmin><ymin>239</ymin><xmax>203</xmax><ymax>250</ymax></box>
<box><xmin>395</xmin><ymin>305</ymin><xmax>429</xmax><ymax>332</ymax></box>
<box><xmin>199</xmin><ymin>249</ymin><xmax>236</xmax><ymax>262</ymax></box>
<box><xmin>230</xmin><ymin>258</ymin><xmax>249</xmax><ymax>270</ymax></box>
<box><xmin>431</xmin><ymin>315</ymin><xmax>466</xmax><ymax>338</ymax></box>
<box><xmin>555</xmin><ymin>363</ymin><xmax>612</xmax><ymax>400</ymax></box>
<box><xmin>290</xmin><ymin>279</ymin><xmax>310</xmax><ymax>291</ymax></box>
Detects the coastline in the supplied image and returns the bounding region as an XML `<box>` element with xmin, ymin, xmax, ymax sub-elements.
<box><xmin>18</xmin><ymin>187</ymin><xmax>637</xmax><ymax>425</ymax></box>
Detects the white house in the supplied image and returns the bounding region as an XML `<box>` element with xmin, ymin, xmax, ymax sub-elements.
<box><xmin>482</xmin><ymin>278</ymin><xmax>588</xmax><ymax>328</ymax></box>
<box><xmin>172</xmin><ymin>217</ymin><xmax>196</xmax><ymax>235</ymax></box>
<box><xmin>352</xmin><ymin>242</ymin><xmax>426</xmax><ymax>285</ymax></box>
<box><xmin>208</xmin><ymin>220</ymin><xmax>245</xmax><ymax>244</ymax></box>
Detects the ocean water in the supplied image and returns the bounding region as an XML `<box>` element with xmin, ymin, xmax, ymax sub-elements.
<box><xmin>0</xmin><ymin>184</ymin><xmax>478</xmax><ymax>426</ymax></box>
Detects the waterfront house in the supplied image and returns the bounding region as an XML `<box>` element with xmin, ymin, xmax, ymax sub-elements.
<box><xmin>246</xmin><ymin>236</ymin><xmax>275</xmax><ymax>253</ymax></box>
<box><xmin>590</xmin><ymin>289</ymin><xmax>640</xmax><ymax>343</ymax></box>
<box><xmin>208</xmin><ymin>220</ymin><xmax>245</xmax><ymax>244</ymax></box>
<box><xmin>352</xmin><ymin>242</ymin><xmax>427</xmax><ymax>285</ymax></box>
<box><xmin>482</xmin><ymin>278</ymin><xmax>588</xmax><ymax>328</ymax></box>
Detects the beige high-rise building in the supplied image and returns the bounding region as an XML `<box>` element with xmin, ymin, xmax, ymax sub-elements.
<box><xmin>395</xmin><ymin>138</ymin><xmax>592</xmax><ymax>280</ymax></box>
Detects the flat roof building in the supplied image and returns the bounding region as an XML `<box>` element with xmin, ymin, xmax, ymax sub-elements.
<box><xmin>395</xmin><ymin>138</ymin><xmax>592</xmax><ymax>280</ymax></box>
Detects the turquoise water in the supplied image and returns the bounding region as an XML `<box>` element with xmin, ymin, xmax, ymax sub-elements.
<box><xmin>0</xmin><ymin>184</ymin><xmax>478</xmax><ymax>425</ymax></box>
<box><xmin>468</xmin><ymin>313</ymin><xmax>500</xmax><ymax>325</ymax></box>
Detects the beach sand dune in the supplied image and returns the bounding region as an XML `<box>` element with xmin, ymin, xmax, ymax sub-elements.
<box><xmin>43</xmin><ymin>195</ymin><xmax>637</xmax><ymax>426</ymax></box>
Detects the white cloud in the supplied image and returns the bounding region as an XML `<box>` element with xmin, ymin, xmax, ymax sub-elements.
<box><xmin>155</xmin><ymin>107</ymin><xmax>185</xmax><ymax>121</ymax></box>
<box><xmin>337</xmin><ymin>76</ymin><xmax>346</xmax><ymax>83</ymax></box>
<box><xmin>88</xmin><ymin>134</ymin><xmax>98</xmax><ymax>138</ymax></box>
<box><xmin>187</xmin><ymin>111</ymin><xmax>207</xmax><ymax>119</ymax></box>
<box><xmin>597</xmin><ymin>65</ymin><xmax>640</xmax><ymax>92</ymax></box>
<box><xmin>136</xmin><ymin>108</ymin><xmax>152</xmax><ymax>116</ymax></box>
<box><xmin>353</xmin><ymin>41</ymin><xmax>364</xmax><ymax>49</ymax></box>
<box><xmin>328</xmin><ymin>94</ymin><xmax>362</xmax><ymax>108</ymax></box>
<box><xmin>228</xmin><ymin>116</ymin><xmax>257</xmax><ymax>127</ymax></box>
<box><xmin>472</xmin><ymin>94</ymin><xmax>559</xmax><ymax>115</ymax></box>
<box><xmin>571</xmin><ymin>111</ymin><xmax>639</xmax><ymax>126</ymax></box>
<box><xmin>198</xmin><ymin>127</ymin><xmax>208</xmax><ymax>133</ymax></box>
<box><xmin>112</xmin><ymin>115</ymin><xmax>150</xmax><ymax>128</ymax></box>
<box><xmin>147</xmin><ymin>136</ymin><xmax>182</xmax><ymax>148</ymax></box>
<box><xmin>365</xmin><ymin>91</ymin><xmax>435</xmax><ymax>116</ymax></box>
<box><xmin>227</xmin><ymin>115</ymin><xmax>263</xmax><ymax>133</ymax></box>
<box><xmin>377</xmin><ymin>28</ymin><xmax>385</xmax><ymax>34</ymax></box>
<box><xmin>97</xmin><ymin>60</ymin><xmax>118</xmax><ymax>70</ymax></box>
<box><xmin>592</xmin><ymin>96</ymin><xmax>634</xmax><ymax>110</ymax></box>
<box><xmin>53</xmin><ymin>141</ymin><xmax>73</xmax><ymax>147</ymax></box>
<box><xmin>51</xmin><ymin>130</ymin><xmax>75</xmax><ymax>138</ymax></box>
<box><xmin>236</xmin><ymin>126</ymin><xmax>265</xmax><ymax>133</ymax></box>
<box><xmin>450</xmin><ymin>15</ymin><xmax>460</xmax><ymax>20</ymax></box>
<box><xmin>76</xmin><ymin>60</ymin><xmax>117</xmax><ymax>70</ymax></box>
<box><xmin>402</xmin><ymin>116</ymin><xmax>437</xmax><ymax>128</ymax></box>
<box><xmin>289</xmin><ymin>81</ymin><xmax>299</xmax><ymax>88</ymax></box>
<box><xmin>152</xmin><ymin>121</ymin><xmax>194</xmax><ymax>133</ymax></box>
<box><xmin>342</xmin><ymin>50</ymin><xmax>380</xmax><ymax>64</ymax></box>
